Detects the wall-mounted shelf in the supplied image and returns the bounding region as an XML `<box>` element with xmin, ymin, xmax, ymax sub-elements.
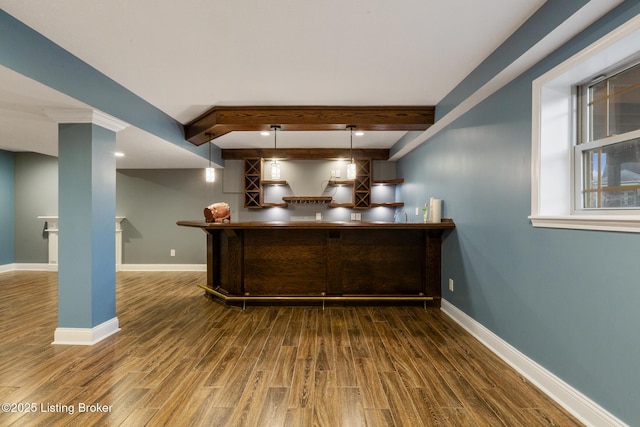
<box><xmin>283</xmin><ymin>196</ymin><xmax>333</xmax><ymax>205</ymax></box>
<box><xmin>327</xmin><ymin>180</ymin><xmax>354</xmax><ymax>186</ymax></box>
<box><xmin>262</xmin><ymin>180</ymin><xmax>288</xmax><ymax>186</ymax></box>
<box><xmin>371</xmin><ymin>202</ymin><xmax>405</xmax><ymax>208</ymax></box>
<box><xmin>328</xmin><ymin>202</ymin><xmax>355</xmax><ymax>208</ymax></box>
<box><xmin>372</xmin><ymin>178</ymin><xmax>404</xmax><ymax>185</ymax></box>
<box><xmin>261</xmin><ymin>202</ymin><xmax>288</xmax><ymax>208</ymax></box>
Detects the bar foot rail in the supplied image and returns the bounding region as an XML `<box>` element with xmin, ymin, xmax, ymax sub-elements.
<box><xmin>198</xmin><ymin>284</ymin><xmax>435</xmax><ymax>310</ymax></box>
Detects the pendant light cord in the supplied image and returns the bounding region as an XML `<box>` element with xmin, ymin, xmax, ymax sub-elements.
<box><xmin>271</xmin><ymin>125</ymin><xmax>280</xmax><ymax>162</ymax></box>
<box><xmin>208</xmin><ymin>134</ymin><xmax>212</xmax><ymax>167</ymax></box>
<box><xmin>347</xmin><ymin>124</ymin><xmax>356</xmax><ymax>163</ymax></box>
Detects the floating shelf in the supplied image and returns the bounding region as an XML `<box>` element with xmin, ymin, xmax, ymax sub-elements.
<box><xmin>372</xmin><ymin>178</ymin><xmax>405</xmax><ymax>185</ymax></box>
<box><xmin>371</xmin><ymin>202</ymin><xmax>405</xmax><ymax>208</ymax></box>
<box><xmin>328</xmin><ymin>202</ymin><xmax>355</xmax><ymax>208</ymax></box>
<box><xmin>262</xmin><ymin>180</ymin><xmax>288</xmax><ymax>185</ymax></box>
<box><xmin>327</xmin><ymin>180</ymin><xmax>354</xmax><ymax>186</ymax></box>
<box><xmin>261</xmin><ymin>203</ymin><xmax>288</xmax><ymax>208</ymax></box>
<box><xmin>282</xmin><ymin>196</ymin><xmax>333</xmax><ymax>205</ymax></box>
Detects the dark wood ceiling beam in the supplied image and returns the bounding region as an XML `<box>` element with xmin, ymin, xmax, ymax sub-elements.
<box><xmin>222</xmin><ymin>148</ymin><xmax>390</xmax><ymax>160</ymax></box>
<box><xmin>185</xmin><ymin>106</ymin><xmax>435</xmax><ymax>146</ymax></box>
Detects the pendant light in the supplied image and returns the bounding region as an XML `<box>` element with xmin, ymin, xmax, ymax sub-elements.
<box><xmin>271</xmin><ymin>125</ymin><xmax>281</xmax><ymax>179</ymax></box>
<box><xmin>346</xmin><ymin>125</ymin><xmax>356</xmax><ymax>180</ymax></box>
<box><xmin>205</xmin><ymin>133</ymin><xmax>215</xmax><ymax>182</ymax></box>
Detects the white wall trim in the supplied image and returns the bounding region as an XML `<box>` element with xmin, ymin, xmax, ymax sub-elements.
<box><xmin>52</xmin><ymin>317</ymin><xmax>120</xmax><ymax>346</ymax></box>
<box><xmin>43</xmin><ymin>108</ymin><xmax>129</xmax><ymax>132</ymax></box>
<box><xmin>118</xmin><ymin>264</ymin><xmax>206</xmax><ymax>272</ymax></box>
<box><xmin>13</xmin><ymin>263</ymin><xmax>57</xmax><ymax>271</ymax></box>
<box><xmin>529</xmin><ymin>215</ymin><xmax>640</xmax><ymax>233</ymax></box>
<box><xmin>0</xmin><ymin>264</ymin><xmax>15</xmax><ymax>273</ymax></box>
<box><xmin>2</xmin><ymin>263</ymin><xmax>206</xmax><ymax>272</ymax></box>
<box><xmin>441</xmin><ymin>299</ymin><xmax>628</xmax><ymax>427</ymax></box>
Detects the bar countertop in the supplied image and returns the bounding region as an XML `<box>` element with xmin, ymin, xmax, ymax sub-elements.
<box><xmin>176</xmin><ymin>218</ymin><xmax>455</xmax><ymax>230</ymax></box>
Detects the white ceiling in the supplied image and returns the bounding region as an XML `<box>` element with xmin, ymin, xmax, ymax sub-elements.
<box><xmin>0</xmin><ymin>1</ymin><xmax>548</xmax><ymax>168</ymax></box>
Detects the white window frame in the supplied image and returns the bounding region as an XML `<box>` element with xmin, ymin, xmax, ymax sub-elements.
<box><xmin>530</xmin><ymin>14</ymin><xmax>640</xmax><ymax>233</ymax></box>
<box><xmin>574</xmin><ymin>130</ymin><xmax>640</xmax><ymax>212</ymax></box>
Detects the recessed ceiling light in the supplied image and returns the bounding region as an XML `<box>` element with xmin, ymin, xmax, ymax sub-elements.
<box><xmin>114</xmin><ymin>152</ymin><xmax>125</xmax><ymax>157</ymax></box>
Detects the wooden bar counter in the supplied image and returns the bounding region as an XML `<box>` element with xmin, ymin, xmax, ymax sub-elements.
<box><xmin>177</xmin><ymin>219</ymin><xmax>455</xmax><ymax>306</ymax></box>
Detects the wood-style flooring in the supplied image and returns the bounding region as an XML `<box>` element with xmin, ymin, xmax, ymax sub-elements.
<box><xmin>0</xmin><ymin>271</ymin><xmax>582</xmax><ymax>426</ymax></box>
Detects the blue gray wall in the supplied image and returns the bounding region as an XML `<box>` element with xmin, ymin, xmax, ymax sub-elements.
<box><xmin>0</xmin><ymin>150</ymin><xmax>14</xmax><ymax>265</ymax></box>
<box><xmin>116</xmin><ymin>169</ymin><xmax>225</xmax><ymax>264</ymax></box>
<box><xmin>13</xmin><ymin>152</ymin><xmax>58</xmax><ymax>263</ymax></box>
<box><xmin>397</xmin><ymin>3</ymin><xmax>640</xmax><ymax>425</ymax></box>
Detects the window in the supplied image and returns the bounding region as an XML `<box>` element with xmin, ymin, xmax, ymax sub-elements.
<box><xmin>531</xmin><ymin>15</ymin><xmax>640</xmax><ymax>233</ymax></box>
<box><xmin>576</xmin><ymin>62</ymin><xmax>640</xmax><ymax>210</ymax></box>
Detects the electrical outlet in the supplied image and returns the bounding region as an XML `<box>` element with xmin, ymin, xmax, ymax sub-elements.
<box><xmin>170</xmin><ymin>249</ymin><xmax>176</xmax><ymax>257</ymax></box>
<box><xmin>448</xmin><ymin>278</ymin><xmax>454</xmax><ymax>292</ymax></box>
<box><xmin>316</xmin><ymin>212</ymin><xmax>322</xmax><ymax>221</ymax></box>
<box><xmin>415</xmin><ymin>207</ymin><xmax>419</xmax><ymax>215</ymax></box>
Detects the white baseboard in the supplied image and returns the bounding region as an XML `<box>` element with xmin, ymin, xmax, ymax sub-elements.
<box><xmin>53</xmin><ymin>317</ymin><xmax>120</xmax><ymax>345</ymax></box>
<box><xmin>119</xmin><ymin>264</ymin><xmax>206</xmax><ymax>272</ymax></box>
<box><xmin>13</xmin><ymin>263</ymin><xmax>57</xmax><ymax>271</ymax></box>
<box><xmin>2</xmin><ymin>263</ymin><xmax>206</xmax><ymax>272</ymax></box>
<box><xmin>0</xmin><ymin>264</ymin><xmax>15</xmax><ymax>273</ymax></box>
<box><xmin>440</xmin><ymin>299</ymin><xmax>627</xmax><ymax>427</ymax></box>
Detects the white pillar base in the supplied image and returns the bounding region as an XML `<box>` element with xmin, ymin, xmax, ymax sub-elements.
<box><xmin>52</xmin><ymin>317</ymin><xmax>120</xmax><ymax>345</ymax></box>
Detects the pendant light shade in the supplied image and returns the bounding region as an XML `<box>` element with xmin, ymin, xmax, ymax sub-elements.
<box><xmin>205</xmin><ymin>167</ymin><xmax>215</xmax><ymax>182</ymax></box>
<box><xmin>346</xmin><ymin>125</ymin><xmax>356</xmax><ymax>180</ymax></box>
<box><xmin>205</xmin><ymin>133</ymin><xmax>215</xmax><ymax>182</ymax></box>
<box><xmin>271</xmin><ymin>162</ymin><xmax>281</xmax><ymax>180</ymax></box>
<box><xmin>346</xmin><ymin>162</ymin><xmax>356</xmax><ymax>180</ymax></box>
<box><xmin>271</xmin><ymin>125</ymin><xmax>281</xmax><ymax>179</ymax></box>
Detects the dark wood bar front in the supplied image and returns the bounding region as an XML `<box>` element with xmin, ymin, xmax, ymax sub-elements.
<box><xmin>177</xmin><ymin>220</ymin><xmax>455</xmax><ymax>306</ymax></box>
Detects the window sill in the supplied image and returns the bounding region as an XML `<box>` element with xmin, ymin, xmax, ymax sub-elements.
<box><xmin>529</xmin><ymin>215</ymin><xmax>640</xmax><ymax>233</ymax></box>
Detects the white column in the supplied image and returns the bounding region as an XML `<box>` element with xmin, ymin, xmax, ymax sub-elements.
<box><xmin>38</xmin><ymin>216</ymin><xmax>126</xmax><ymax>270</ymax></box>
<box><xmin>116</xmin><ymin>217</ymin><xmax>125</xmax><ymax>271</ymax></box>
<box><xmin>37</xmin><ymin>216</ymin><xmax>59</xmax><ymax>267</ymax></box>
